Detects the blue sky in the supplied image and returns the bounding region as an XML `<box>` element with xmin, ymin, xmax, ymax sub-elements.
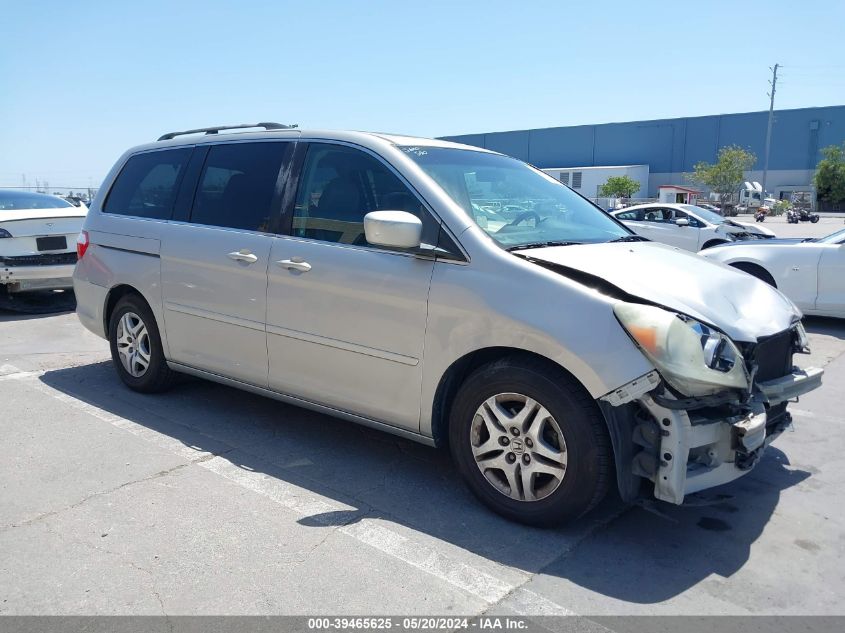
<box><xmin>1</xmin><ymin>0</ymin><xmax>843</xmax><ymax>188</ymax></box>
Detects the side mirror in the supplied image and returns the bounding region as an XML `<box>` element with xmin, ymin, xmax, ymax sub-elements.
<box><xmin>364</xmin><ymin>210</ymin><xmax>423</xmax><ymax>249</ymax></box>
<box><xmin>675</xmin><ymin>218</ymin><xmax>690</xmax><ymax>227</ymax></box>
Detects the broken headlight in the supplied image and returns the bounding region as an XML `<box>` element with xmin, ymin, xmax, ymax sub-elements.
<box><xmin>614</xmin><ymin>303</ymin><xmax>750</xmax><ymax>397</ymax></box>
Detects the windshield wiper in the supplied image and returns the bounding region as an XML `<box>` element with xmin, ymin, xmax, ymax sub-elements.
<box><xmin>608</xmin><ymin>235</ymin><xmax>649</xmax><ymax>243</ymax></box>
<box><xmin>505</xmin><ymin>241</ymin><xmax>581</xmax><ymax>251</ymax></box>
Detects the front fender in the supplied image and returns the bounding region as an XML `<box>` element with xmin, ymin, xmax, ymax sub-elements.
<box><xmin>419</xmin><ymin>253</ymin><xmax>654</xmax><ymax>437</ymax></box>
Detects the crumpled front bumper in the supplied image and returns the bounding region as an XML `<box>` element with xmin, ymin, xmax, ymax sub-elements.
<box><xmin>614</xmin><ymin>365</ymin><xmax>823</xmax><ymax>505</ymax></box>
<box><xmin>757</xmin><ymin>367</ymin><xmax>823</xmax><ymax>404</ymax></box>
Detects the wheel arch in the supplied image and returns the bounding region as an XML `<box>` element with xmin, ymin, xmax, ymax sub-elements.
<box><xmin>728</xmin><ymin>261</ymin><xmax>778</xmax><ymax>287</ymax></box>
<box><xmin>102</xmin><ymin>284</ymin><xmax>163</xmax><ymax>341</ymax></box>
<box><xmin>104</xmin><ymin>284</ymin><xmax>140</xmax><ymax>332</ymax></box>
<box><xmin>430</xmin><ymin>347</ymin><xmax>600</xmax><ymax>448</ymax></box>
<box><xmin>701</xmin><ymin>239</ymin><xmax>729</xmax><ymax>250</ymax></box>
<box><xmin>431</xmin><ymin>346</ymin><xmax>632</xmax><ymax>503</ymax></box>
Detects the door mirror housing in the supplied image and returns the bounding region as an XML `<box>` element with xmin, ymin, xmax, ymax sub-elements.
<box><xmin>364</xmin><ymin>211</ymin><xmax>423</xmax><ymax>249</ymax></box>
<box><xmin>675</xmin><ymin>218</ymin><xmax>690</xmax><ymax>227</ymax></box>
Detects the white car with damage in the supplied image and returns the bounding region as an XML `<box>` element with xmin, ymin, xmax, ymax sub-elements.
<box><xmin>611</xmin><ymin>203</ymin><xmax>775</xmax><ymax>252</ymax></box>
<box><xmin>1</xmin><ymin>190</ymin><xmax>87</xmax><ymax>294</ymax></box>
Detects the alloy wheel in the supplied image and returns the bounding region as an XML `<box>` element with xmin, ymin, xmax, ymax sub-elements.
<box><xmin>115</xmin><ymin>311</ymin><xmax>151</xmax><ymax>378</ymax></box>
<box><xmin>470</xmin><ymin>393</ymin><xmax>568</xmax><ymax>502</ymax></box>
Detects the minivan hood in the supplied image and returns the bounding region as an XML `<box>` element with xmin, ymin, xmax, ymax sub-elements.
<box><xmin>515</xmin><ymin>242</ymin><xmax>798</xmax><ymax>342</ymax></box>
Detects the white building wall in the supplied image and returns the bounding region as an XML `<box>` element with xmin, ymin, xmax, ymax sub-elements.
<box><xmin>543</xmin><ymin>165</ymin><xmax>650</xmax><ymax>200</ymax></box>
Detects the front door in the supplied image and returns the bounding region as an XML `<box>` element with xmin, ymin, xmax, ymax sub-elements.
<box><xmin>266</xmin><ymin>143</ymin><xmax>438</xmax><ymax>430</ymax></box>
<box><xmin>160</xmin><ymin>141</ymin><xmax>291</xmax><ymax>386</ymax></box>
<box><xmin>670</xmin><ymin>209</ymin><xmax>705</xmax><ymax>251</ymax></box>
<box><xmin>632</xmin><ymin>208</ymin><xmax>699</xmax><ymax>251</ymax></box>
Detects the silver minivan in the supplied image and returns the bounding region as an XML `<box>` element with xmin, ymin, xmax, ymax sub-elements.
<box><xmin>73</xmin><ymin>123</ymin><xmax>823</xmax><ymax>525</ymax></box>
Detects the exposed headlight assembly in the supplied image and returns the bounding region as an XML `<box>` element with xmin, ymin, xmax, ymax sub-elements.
<box><xmin>614</xmin><ymin>303</ymin><xmax>750</xmax><ymax>397</ymax></box>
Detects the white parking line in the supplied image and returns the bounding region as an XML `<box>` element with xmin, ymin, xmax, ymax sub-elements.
<box><xmin>201</xmin><ymin>455</ymin><xmax>517</xmax><ymax>604</ymax></box>
<box><xmin>504</xmin><ymin>588</ymin><xmax>577</xmax><ymax>616</ymax></box>
<box><xmin>0</xmin><ymin>365</ymin><xmax>45</xmax><ymax>381</ymax></box>
<box><xmin>5</xmin><ymin>364</ymin><xmax>580</xmax><ymax>615</ymax></box>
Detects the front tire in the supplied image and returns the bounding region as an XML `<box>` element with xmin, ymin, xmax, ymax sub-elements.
<box><xmin>108</xmin><ymin>294</ymin><xmax>175</xmax><ymax>393</ymax></box>
<box><xmin>449</xmin><ymin>357</ymin><xmax>611</xmax><ymax>526</ymax></box>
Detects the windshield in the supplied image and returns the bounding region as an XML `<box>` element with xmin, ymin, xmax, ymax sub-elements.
<box><xmin>0</xmin><ymin>191</ymin><xmax>73</xmax><ymax>211</ymax></box>
<box><xmin>681</xmin><ymin>204</ymin><xmax>725</xmax><ymax>225</ymax></box>
<box><xmin>399</xmin><ymin>146</ymin><xmax>630</xmax><ymax>248</ymax></box>
<box><xmin>816</xmin><ymin>227</ymin><xmax>845</xmax><ymax>244</ymax></box>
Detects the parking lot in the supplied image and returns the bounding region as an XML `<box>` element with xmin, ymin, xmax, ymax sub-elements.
<box><xmin>1</xmin><ymin>218</ymin><xmax>843</xmax><ymax>620</ymax></box>
<box><xmin>733</xmin><ymin>213</ymin><xmax>844</xmax><ymax>238</ymax></box>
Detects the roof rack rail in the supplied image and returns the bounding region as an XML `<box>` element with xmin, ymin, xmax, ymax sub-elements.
<box><xmin>157</xmin><ymin>122</ymin><xmax>298</xmax><ymax>141</ymax></box>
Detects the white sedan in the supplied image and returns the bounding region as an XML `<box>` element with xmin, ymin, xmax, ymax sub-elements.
<box><xmin>1</xmin><ymin>190</ymin><xmax>88</xmax><ymax>293</ymax></box>
<box><xmin>611</xmin><ymin>203</ymin><xmax>774</xmax><ymax>252</ymax></box>
<box><xmin>701</xmin><ymin>228</ymin><xmax>845</xmax><ymax>318</ymax></box>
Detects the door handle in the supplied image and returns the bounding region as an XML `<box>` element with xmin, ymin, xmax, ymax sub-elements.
<box><xmin>228</xmin><ymin>250</ymin><xmax>258</xmax><ymax>264</ymax></box>
<box><xmin>276</xmin><ymin>258</ymin><xmax>312</xmax><ymax>273</ymax></box>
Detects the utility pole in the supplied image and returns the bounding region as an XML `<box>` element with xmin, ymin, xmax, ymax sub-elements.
<box><xmin>761</xmin><ymin>63</ymin><xmax>779</xmax><ymax>199</ymax></box>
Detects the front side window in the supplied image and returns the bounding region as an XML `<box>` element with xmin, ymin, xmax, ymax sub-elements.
<box><xmin>674</xmin><ymin>209</ymin><xmax>703</xmax><ymax>228</ymax></box>
<box><xmin>616</xmin><ymin>209</ymin><xmax>642</xmax><ymax>221</ymax></box>
<box><xmin>399</xmin><ymin>146</ymin><xmax>629</xmax><ymax>249</ymax></box>
<box><xmin>104</xmin><ymin>148</ymin><xmax>191</xmax><ymax>219</ymax></box>
<box><xmin>682</xmin><ymin>204</ymin><xmax>724</xmax><ymax>226</ymax></box>
<box><xmin>191</xmin><ymin>142</ymin><xmax>288</xmax><ymax>232</ymax></box>
<box><xmin>293</xmin><ymin>144</ymin><xmax>432</xmax><ymax>246</ymax></box>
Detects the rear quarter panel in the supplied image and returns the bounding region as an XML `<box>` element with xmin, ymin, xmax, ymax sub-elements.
<box><xmin>76</xmin><ymin>211</ymin><xmax>169</xmax><ymax>355</ymax></box>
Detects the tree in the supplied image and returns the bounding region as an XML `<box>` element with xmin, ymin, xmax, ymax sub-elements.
<box><xmin>813</xmin><ymin>143</ymin><xmax>845</xmax><ymax>206</ymax></box>
<box><xmin>688</xmin><ymin>145</ymin><xmax>756</xmax><ymax>211</ymax></box>
<box><xmin>599</xmin><ymin>175</ymin><xmax>641</xmax><ymax>199</ymax></box>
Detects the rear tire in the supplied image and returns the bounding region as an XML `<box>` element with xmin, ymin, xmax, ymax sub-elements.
<box><xmin>449</xmin><ymin>356</ymin><xmax>610</xmax><ymax>526</ymax></box>
<box><xmin>730</xmin><ymin>262</ymin><xmax>777</xmax><ymax>287</ymax></box>
<box><xmin>701</xmin><ymin>239</ymin><xmax>728</xmax><ymax>250</ymax></box>
<box><xmin>108</xmin><ymin>294</ymin><xmax>175</xmax><ymax>393</ymax></box>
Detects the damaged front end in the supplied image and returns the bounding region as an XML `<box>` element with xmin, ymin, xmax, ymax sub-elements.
<box><xmin>599</xmin><ymin>311</ymin><xmax>823</xmax><ymax>505</ymax></box>
<box><xmin>514</xmin><ymin>243</ymin><xmax>823</xmax><ymax>505</ymax></box>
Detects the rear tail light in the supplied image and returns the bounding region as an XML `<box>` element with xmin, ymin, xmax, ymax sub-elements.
<box><xmin>76</xmin><ymin>230</ymin><xmax>89</xmax><ymax>258</ymax></box>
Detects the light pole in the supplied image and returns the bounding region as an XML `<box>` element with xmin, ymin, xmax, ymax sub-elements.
<box><xmin>761</xmin><ymin>63</ymin><xmax>779</xmax><ymax>199</ymax></box>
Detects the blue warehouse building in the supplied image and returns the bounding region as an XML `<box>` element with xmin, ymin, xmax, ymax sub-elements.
<box><xmin>440</xmin><ymin>105</ymin><xmax>845</xmax><ymax>202</ymax></box>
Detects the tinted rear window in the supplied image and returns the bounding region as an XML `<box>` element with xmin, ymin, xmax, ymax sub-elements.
<box><xmin>103</xmin><ymin>148</ymin><xmax>191</xmax><ymax>219</ymax></box>
<box><xmin>190</xmin><ymin>142</ymin><xmax>287</xmax><ymax>232</ymax></box>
